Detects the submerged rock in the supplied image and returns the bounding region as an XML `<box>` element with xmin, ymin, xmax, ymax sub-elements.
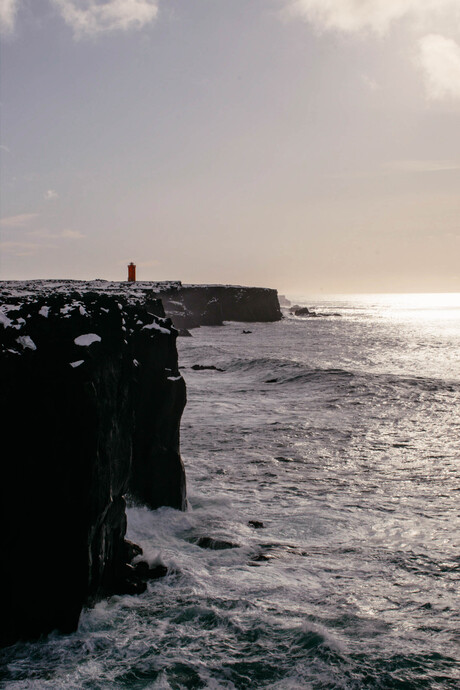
<box><xmin>290</xmin><ymin>304</ymin><xmax>341</xmax><ymax>318</ymax></box>
<box><xmin>193</xmin><ymin>536</ymin><xmax>239</xmax><ymax>550</ymax></box>
<box><xmin>191</xmin><ymin>364</ymin><xmax>224</xmax><ymax>372</ymax></box>
<box><xmin>134</xmin><ymin>561</ymin><xmax>169</xmax><ymax>580</ymax></box>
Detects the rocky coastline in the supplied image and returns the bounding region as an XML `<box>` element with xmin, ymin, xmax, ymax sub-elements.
<box><xmin>0</xmin><ymin>279</ymin><xmax>281</xmax><ymax>646</ymax></box>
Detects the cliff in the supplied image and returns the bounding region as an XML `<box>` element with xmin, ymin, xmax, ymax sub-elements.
<box><xmin>0</xmin><ymin>278</ymin><xmax>280</xmax><ymax>645</ymax></box>
<box><xmin>147</xmin><ymin>284</ymin><xmax>283</xmax><ymax>330</ymax></box>
<box><xmin>0</xmin><ymin>281</ymin><xmax>186</xmax><ymax>646</ymax></box>
<box><xmin>1</xmin><ymin>280</ymin><xmax>283</xmax><ymax>331</ymax></box>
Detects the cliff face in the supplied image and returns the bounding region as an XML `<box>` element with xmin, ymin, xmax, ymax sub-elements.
<box><xmin>0</xmin><ymin>284</ymin><xmax>186</xmax><ymax>646</ymax></box>
<box><xmin>147</xmin><ymin>284</ymin><xmax>282</xmax><ymax>330</ymax></box>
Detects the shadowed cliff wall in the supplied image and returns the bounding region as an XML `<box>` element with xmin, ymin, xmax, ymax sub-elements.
<box><xmin>0</xmin><ymin>286</ymin><xmax>186</xmax><ymax>646</ymax></box>
<box><xmin>148</xmin><ymin>284</ymin><xmax>282</xmax><ymax>330</ymax></box>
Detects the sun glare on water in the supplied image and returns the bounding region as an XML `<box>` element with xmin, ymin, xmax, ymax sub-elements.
<box><xmin>370</xmin><ymin>292</ymin><xmax>460</xmax><ymax>323</ymax></box>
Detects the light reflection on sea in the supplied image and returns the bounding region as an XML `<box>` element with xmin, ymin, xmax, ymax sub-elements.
<box><xmin>285</xmin><ymin>292</ymin><xmax>460</xmax><ymax>382</ymax></box>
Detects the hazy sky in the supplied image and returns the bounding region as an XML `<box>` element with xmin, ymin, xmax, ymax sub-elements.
<box><xmin>1</xmin><ymin>0</ymin><xmax>460</xmax><ymax>293</ymax></box>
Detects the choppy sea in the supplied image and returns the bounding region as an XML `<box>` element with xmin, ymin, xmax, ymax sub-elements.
<box><xmin>1</xmin><ymin>293</ymin><xmax>459</xmax><ymax>689</ymax></box>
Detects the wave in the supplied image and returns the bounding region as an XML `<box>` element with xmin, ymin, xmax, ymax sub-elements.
<box><xmin>224</xmin><ymin>354</ymin><xmax>460</xmax><ymax>395</ymax></box>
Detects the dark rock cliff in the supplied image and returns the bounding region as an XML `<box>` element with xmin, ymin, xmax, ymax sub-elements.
<box><xmin>0</xmin><ymin>283</ymin><xmax>186</xmax><ymax>646</ymax></box>
<box><xmin>147</xmin><ymin>284</ymin><xmax>282</xmax><ymax>330</ymax></box>
<box><xmin>0</xmin><ymin>278</ymin><xmax>280</xmax><ymax>646</ymax></box>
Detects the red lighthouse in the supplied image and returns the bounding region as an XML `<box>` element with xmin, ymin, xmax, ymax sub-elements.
<box><xmin>127</xmin><ymin>262</ymin><xmax>136</xmax><ymax>282</ymax></box>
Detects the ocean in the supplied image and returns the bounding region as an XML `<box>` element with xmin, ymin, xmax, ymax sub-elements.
<box><xmin>1</xmin><ymin>293</ymin><xmax>459</xmax><ymax>689</ymax></box>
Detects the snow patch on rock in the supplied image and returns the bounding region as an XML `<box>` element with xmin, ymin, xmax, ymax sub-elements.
<box><xmin>16</xmin><ymin>335</ymin><xmax>37</xmax><ymax>351</ymax></box>
<box><xmin>142</xmin><ymin>321</ymin><xmax>170</xmax><ymax>335</ymax></box>
<box><xmin>74</xmin><ymin>333</ymin><xmax>102</xmax><ymax>347</ymax></box>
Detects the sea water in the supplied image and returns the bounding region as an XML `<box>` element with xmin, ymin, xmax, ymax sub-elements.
<box><xmin>1</xmin><ymin>293</ymin><xmax>459</xmax><ymax>689</ymax></box>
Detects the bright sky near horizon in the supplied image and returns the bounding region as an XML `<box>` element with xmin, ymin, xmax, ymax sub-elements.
<box><xmin>1</xmin><ymin>0</ymin><xmax>460</xmax><ymax>293</ymax></box>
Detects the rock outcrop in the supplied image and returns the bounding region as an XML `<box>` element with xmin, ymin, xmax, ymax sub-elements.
<box><xmin>278</xmin><ymin>294</ymin><xmax>291</xmax><ymax>307</ymax></box>
<box><xmin>289</xmin><ymin>305</ymin><xmax>341</xmax><ymax>318</ymax></box>
<box><xmin>147</xmin><ymin>284</ymin><xmax>282</xmax><ymax>330</ymax></box>
<box><xmin>0</xmin><ymin>282</ymin><xmax>186</xmax><ymax>646</ymax></box>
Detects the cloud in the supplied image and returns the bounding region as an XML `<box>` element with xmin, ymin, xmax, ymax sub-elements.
<box><xmin>51</xmin><ymin>0</ymin><xmax>160</xmax><ymax>38</ymax></box>
<box><xmin>418</xmin><ymin>34</ymin><xmax>460</xmax><ymax>101</ymax></box>
<box><xmin>1</xmin><ymin>0</ymin><xmax>161</xmax><ymax>36</ymax></box>
<box><xmin>28</xmin><ymin>228</ymin><xmax>86</xmax><ymax>239</ymax></box>
<box><xmin>0</xmin><ymin>0</ymin><xmax>19</xmax><ymax>35</ymax></box>
<box><xmin>60</xmin><ymin>228</ymin><xmax>85</xmax><ymax>238</ymax></box>
<box><xmin>0</xmin><ymin>240</ymin><xmax>42</xmax><ymax>256</ymax></box>
<box><xmin>362</xmin><ymin>74</ymin><xmax>379</xmax><ymax>91</ymax></box>
<box><xmin>0</xmin><ymin>212</ymin><xmax>38</xmax><ymax>228</ymax></box>
<box><xmin>44</xmin><ymin>189</ymin><xmax>59</xmax><ymax>201</ymax></box>
<box><xmin>286</xmin><ymin>2</ymin><xmax>460</xmax><ymax>102</ymax></box>
<box><xmin>286</xmin><ymin>0</ymin><xmax>460</xmax><ymax>36</ymax></box>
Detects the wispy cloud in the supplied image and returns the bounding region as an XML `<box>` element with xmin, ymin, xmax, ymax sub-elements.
<box><xmin>61</xmin><ymin>228</ymin><xmax>85</xmax><ymax>239</ymax></box>
<box><xmin>1</xmin><ymin>0</ymin><xmax>161</xmax><ymax>37</ymax></box>
<box><xmin>286</xmin><ymin>0</ymin><xmax>460</xmax><ymax>36</ymax></box>
<box><xmin>51</xmin><ymin>0</ymin><xmax>160</xmax><ymax>39</ymax></box>
<box><xmin>418</xmin><ymin>34</ymin><xmax>460</xmax><ymax>101</ymax></box>
<box><xmin>28</xmin><ymin>228</ymin><xmax>86</xmax><ymax>239</ymax></box>
<box><xmin>0</xmin><ymin>0</ymin><xmax>19</xmax><ymax>35</ymax></box>
<box><xmin>0</xmin><ymin>240</ymin><xmax>42</xmax><ymax>256</ymax></box>
<box><xmin>44</xmin><ymin>189</ymin><xmax>59</xmax><ymax>201</ymax></box>
<box><xmin>0</xmin><ymin>212</ymin><xmax>39</xmax><ymax>228</ymax></box>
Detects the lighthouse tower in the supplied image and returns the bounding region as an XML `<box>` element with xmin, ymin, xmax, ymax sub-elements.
<box><xmin>127</xmin><ymin>262</ymin><xmax>136</xmax><ymax>282</ymax></box>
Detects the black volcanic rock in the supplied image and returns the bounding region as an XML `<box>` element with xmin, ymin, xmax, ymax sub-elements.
<box><xmin>248</xmin><ymin>520</ymin><xmax>265</xmax><ymax>529</ymax></box>
<box><xmin>0</xmin><ymin>283</ymin><xmax>186</xmax><ymax>646</ymax></box>
<box><xmin>191</xmin><ymin>364</ymin><xmax>224</xmax><ymax>372</ymax></box>
<box><xmin>193</xmin><ymin>536</ymin><xmax>239</xmax><ymax>550</ymax></box>
<box><xmin>134</xmin><ymin>561</ymin><xmax>169</xmax><ymax>580</ymax></box>
<box><xmin>146</xmin><ymin>284</ymin><xmax>282</xmax><ymax>330</ymax></box>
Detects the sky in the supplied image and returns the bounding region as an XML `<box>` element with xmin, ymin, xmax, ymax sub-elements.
<box><xmin>1</xmin><ymin>0</ymin><xmax>460</xmax><ymax>294</ymax></box>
